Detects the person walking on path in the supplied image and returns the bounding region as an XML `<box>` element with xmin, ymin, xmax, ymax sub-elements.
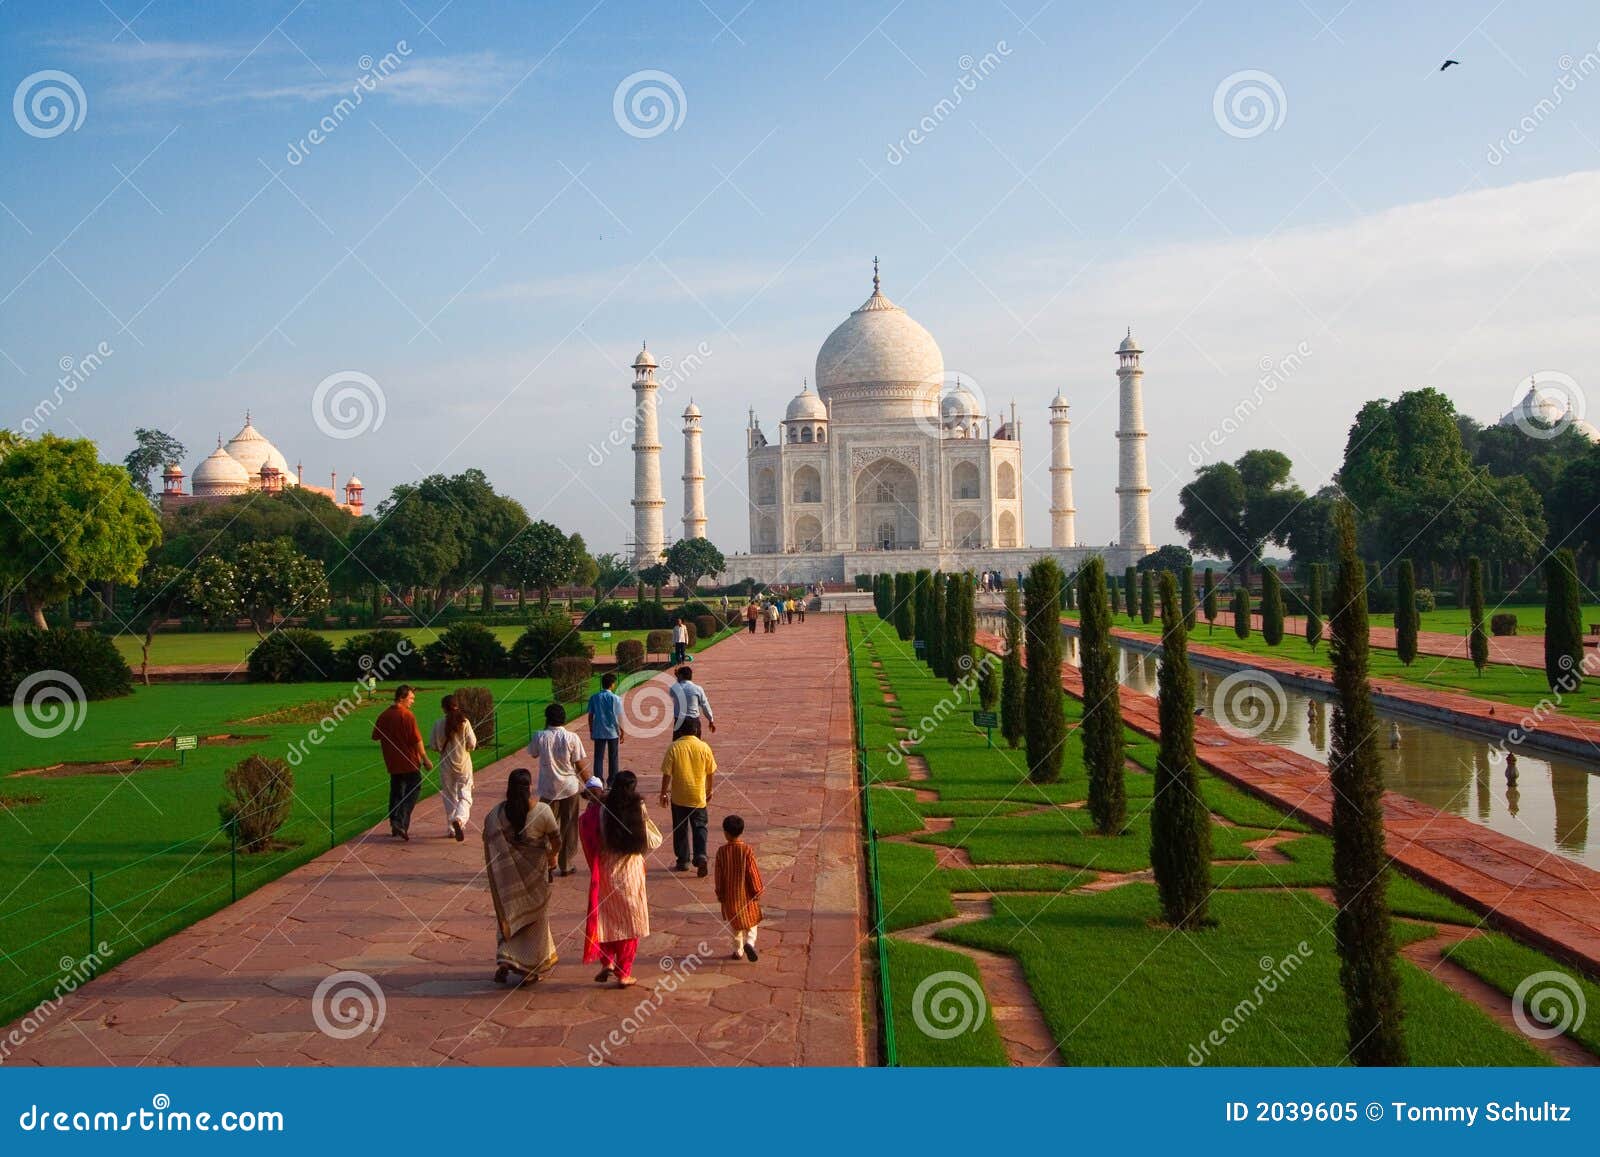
<box><xmin>796</xmin><ymin>598</ymin><xmax>806</xmax><ymax>623</ymax></box>
<box><xmin>482</xmin><ymin>768</ymin><xmax>560</xmax><ymax>987</ymax></box>
<box><xmin>669</xmin><ymin>664</ymin><xmax>716</xmax><ymax>735</ymax></box>
<box><xmin>371</xmin><ymin>684</ymin><xmax>432</xmax><ymax>841</ymax></box>
<box><xmin>529</xmin><ymin>703</ymin><xmax>588</xmax><ymax>875</ymax></box>
<box><xmin>659</xmin><ymin>716</ymin><xmax>717</xmax><ymax>875</ymax></box>
<box><xmin>765</xmin><ymin>601</ymin><xmax>779</xmax><ymax>633</ymax></box>
<box><xmin>576</xmin><ymin>775</ymin><xmax>610</xmax><ymax>977</ymax></box>
<box><xmin>745</xmin><ymin>600</ymin><xmax>759</xmax><ymax>634</ymax></box>
<box><xmin>714</xmin><ymin>814</ymin><xmax>764</xmax><ymax>962</ymax></box>
<box><xmin>671</xmin><ymin>617</ymin><xmax>689</xmax><ymax>665</ymax></box>
<box><xmin>429</xmin><ymin>693</ymin><xmax>478</xmax><ymax>842</ymax></box>
<box><xmin>586</xmin><ymin>673</ymin><xmax>625</xmax><ymax>784</ymax></box>
<box><xmin>594</xmin><ymin>771</ymin><xmax>662</xmax><ymax>987</ymax></box>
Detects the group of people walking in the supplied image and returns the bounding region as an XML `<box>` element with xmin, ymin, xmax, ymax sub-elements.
<box><xmin>368</xmin><ymin>660</ymin><xmax>764</xmax><ymax>993</ymax></box>
<box><xmin>743</xmin><ymin>593</ymin><xmax>807</xmax><ymax>634</ymax></box>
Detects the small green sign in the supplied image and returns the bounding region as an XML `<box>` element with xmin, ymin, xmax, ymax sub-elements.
<box><xmin>972</xmin><ymin>711</ymin><xmax>998</xmax><ymax>728</ymax></box>
<box><xmin>912</xmin><ymin>639</ymin><xmax>926</xmax><ymax>655</ymax></box>
<box><xmin>174</xmin><ymin>735</ymin><xmax>198</xmax><ymax>751</ymax></box>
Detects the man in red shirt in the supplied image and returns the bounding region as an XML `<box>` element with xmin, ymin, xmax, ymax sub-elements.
<box><xmin>371</xmin><ymin>684</ymin><xmax>432</xmax><ymax>840</ymax></box>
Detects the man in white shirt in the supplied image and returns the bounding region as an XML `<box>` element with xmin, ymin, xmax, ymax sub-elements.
<box><xmin>671</xmin><ymin>617</ymin><xmax>689</xmax><ymax>665</ymax></box>
<box><xmin>669</xmin><ymin>665</ymin><xmax>716</xmax><ymax>736</ymax></box>
<box><xmin>529</xmin><ymin>702</ymin><xmax>588</xmax><ymax>875</ymax></box>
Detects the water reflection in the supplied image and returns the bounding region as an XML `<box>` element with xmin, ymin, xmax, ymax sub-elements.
<box><xmin>1058</xmin><ymin>632</ymin><xmax>1599</xmax><ymax>869</ymax></box>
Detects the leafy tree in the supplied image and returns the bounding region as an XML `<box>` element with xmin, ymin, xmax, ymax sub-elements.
<box><xmin>1547</xmin><ymin>445</ymin><xmax>1600</xmax><ymax>567</ymax></box>
<box><xmin>893</xmin><ymin>572</ymin><xmax>914</xmax><ymax>640</ymax></box>
<box><xmin>1000</xmin><ymin>582</ymin><xmax>1025</xmax><ymax>749</ymax></box>
<box><xmin>1124</xmin><ymin>566</ymin><xmax>1138</xmax><ymax>621</ymax></box>
<box><xmin>1327</xmin><ymin>501</ymin><xmax>1407</xmax><ymax>1065</ymax></box>
<box><xmin>1261</xmin><ymin>565</ymin><xmax>1284</xmax><ymax>645</ymax></box>
<box><xmin>0</xmin><ymin>435</ymin><xmax>161</xmax><ymax>627</ymax></box>
<box><xmin>665</xmin><ymin>537</ymin><xmax>726</xmax><ymax>593</ymax></box>
<box><xmin>127</xmin><ymin>559</ymin><xmax>238</xmax><ymax>683</ymax></box>
<box><xmin>1137</xmin><ymin>544</ymin><xmax>1192</xmax><ymax>573</ymax></box>
<box><xmin>234</xmin><ymin>538</ymin><xmax>329</xmax><ymax>637</ymax></box>
<box><xmin>355</xmin><ymin>485</ymin><xmax>462</xmax><ymax>615</ymax></box>
<box><xmin>161</xmin><ymin>487</ymin><xmax>362</xmax><ymax>593</ymax></box>
<box><xmin>1023</xmin><ymin>558</ymin><xmax>1066</xmax><ymax>784</ymax></box>
<box><xmin>1232</xmin><ymin>585</ymin><xmax>1251</xmax><ymax>639</ymax></box>
<box><xmin>1202</xmin><ymin>567</ymin><xmax>1217</xmax><ymax>633</ymax></box>
<box><xmin>637</xmin><ymin>562</ymin><xmax>672</xmax><ymax>603</ymax></box>
<box><xmin>123</xmin><ymin>428</ymin><xmax>185</xmax><ymax>500</ymax></box>
<box><xmin>1466</xmin><ymin>556</ymin><xmax>1488</xmax><ymax>675</ymax></box>
<box><xmin>1545</xmin><ymin>549</ymin><xmax>1584</xmax><ymax>693</ymax></box>
<box><xmin>1394</xmin><ymin>559</ymin><xmax>1419</xmax><ymax>666</ymax></box>
<box><xmin>592</xmin><ymin>553</ymin><xmax>633</xmax><ymax>599</ymax></box>
<box><xmin>569</xmin><ymin>533</ymin><xmax>600</xmax><ymax>594</ymax></box>
<box><xmin>1175</xmin><ymin>450</ymin><xmax>1305</xmax><ymax>581</ymax></box>
<box><xmin>1306</xmin><ymin>562</ymin><xmax>1324</xmax><ymax>649</ymax></box>
<box><xmin>1151</xmin><ymin>571</ymin><xmax>1211</xmax><ymax>929</ymax></box>
<box><xmin>504</xmin><ymin>521</ymin><xmax>580</xmax><ymax>608</ymax></box>
<box><xmin>1139</xmin><ymin>568</ymin><xmax>1154</xmax><ymax>624</ymax></box>
<box><xmin>1077</xmin><ymin>557</ymin><xmax>1124</xmax><ymax>834</ymax></box>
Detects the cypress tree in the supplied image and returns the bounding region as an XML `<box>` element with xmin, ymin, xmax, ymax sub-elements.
<box><xmin>1490</xmin><ymin>558</ymin><xmax>1504</xmax><ymax>595</ymax></box>
<box><xmin>1306</xmin><ymin>562</ymin><xmax>1324</xmax><ymax>650</ymax></box>
<box><xmin>1395</xmin><ymin>560</ymin><xmax>1418</xmax><ymax>666</ymax></box>
<box><xmin>1467</xmin><ymin>556</ymin><xmax>1488</xmax><ymax>675</ymax></box>
<box><xmin>1261</xmin><ymin>566</ymin><xmax>1285</xmax><ymax>645</ymax></box>
<box><xmin>962</xmin><ymin>573</ymin><xmax>979</xmax><ymax>677</ymax></box>
<box><xmin>1150</xmin><ymin>571</ymin><xmax>1211</xmax><ymax>929</ymax></box>
<box><xmin>1140</xmin><ymin>568</ymin><xmax>1155</xmax><ymax>624</ymax></box>
<box><xmin>1180</xmin><ymin>565</ymin><xmax>1196</xmax><ymax>630</ymax></box>
<box><xmin>913</xmin><ymin>568</ymin><xmax>933</xmax><ymax>658</ymax></box>
<box><xmin>1124</xmin><ymin>566</ymin><xmax>1138</xmax><ymax>621</ymax></box>
<box><xmin>1078</xmin><ymin>557</ymin><xmax>1125</xmax><ymax>835</ymax></box>
<box><xmin>943</xmin><ymin>572</ymin><xmax>964</xmax><ymax>684</ymax></box>
<box><xmin>892</xmin><ymin>572</ymin><xmax>913</xmax><ymax>640</ymax></box>
<box><xmin>1545</xmin><ymin>548</ymin><xmax>1584</xmax><ymax>693</ymax></box>
<box><xmin>1023</xmin><ymin>558</ymin><xmax>1066</xmax><ymax>784</ymax></box>
<box><xmin>1232</xmin><ymin>585</ymin><xmax>1251</xmax><ymax>639</ymax></box>
<box><xmin>926</xmin><ymin>572</ymin><xmax>946</xmax><ymax>676</ymax></box>
<box><xmin>1203</xmin><ymin>567</ymin><xmax>1217</xmax><ymax>634</ymax></box>
<box><xmin>1328</xmin><ymin>501</ymin><xmax>1407</xmax><ymax>1065</ymax></box>
<box><xmin>1000</xmin><ymin>582</ymin><xmax>1025</xmax><ymax>749</ymax></box>
<box><xmin>1109</xmin><ymin>579</ymin><xmax>1121</xmax><ymax>615</ymax></box>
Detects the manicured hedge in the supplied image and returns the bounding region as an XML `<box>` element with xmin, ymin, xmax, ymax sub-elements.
<box><xmin>0</xmin><ymin>627</ymin><xmax>132</xmax><ymax>702</ymax></box>
<box><xmin>1490</xmin><ymin>612</ymin><xmax>1518</xmax><ymax>637</ymax></box>
<box><xmin>510</xmin><ymin>613</ymin><xmax>591</xmax><ymax>676</ymax></box>
<box><xmin>550</xmin><ymin>656</ymin><xmax>592</xmax><ymax>703</ymax></box>
<box><xmin>423</xmin><ymin>622</ymin><xmax>507</xmax><ymax>678</ymax></box>
<box><xmin>336</xmin><ymin>629</ymin><xmax>423</xmax><ymax>683</ymax></box>
<box><xmin>247</xmin><ymin>629</ymin><xmax>337</xmax><ymax>683</ymax></box>
<box><xmin>615</xmin><ymin>639</ymin><xmax>646</xmax><ymax>673</ymax></box>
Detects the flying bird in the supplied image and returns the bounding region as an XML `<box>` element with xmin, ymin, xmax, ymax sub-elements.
<box><xmin>1440</xmin><ymin>59</ymin><xmax>1459</xmax><ymax>70</ymax></box>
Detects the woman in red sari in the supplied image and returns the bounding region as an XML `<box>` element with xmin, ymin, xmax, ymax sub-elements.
<box><xmin>577</xmin><ymin>776</ymin><xmax>609</xmax><ymax>979</ymax></box>
<box><xmin>592</xmin><ymin>771</ymin><xmax>662</xmax><ymax>987</ymax></box>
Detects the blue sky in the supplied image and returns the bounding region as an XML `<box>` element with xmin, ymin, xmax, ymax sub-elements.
<box><xmin>3</xmin><ymin>0</ymin><xmax>1599</xmax><ymax>555</ymax></box>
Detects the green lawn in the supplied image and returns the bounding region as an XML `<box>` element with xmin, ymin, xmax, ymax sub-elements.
<box><xmin>0</xmin><ymin>672</ymin><xmax>592</xmax><ymax>1029</ymax></box>
<box><xmin>1066</xmin><ymin>610</ymin><xmax>1600</xmax><ymax>724</ymax></box>
<box><xmin>113</xmin><ymin>626</ymin><xmax>724</xmax><ymax>669</ymax></box>
<box><xmin>849</xmin><ymin>612</ymin><xmax>1592</xmax><ymax>1066</ymax></box>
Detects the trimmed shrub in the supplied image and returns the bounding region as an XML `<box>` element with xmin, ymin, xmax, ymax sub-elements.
<box><xmin>247</xmin><ymin>629</ymin><xmax>336</xmax><ymax>683</ymax></box>
<box><xmin>219</xmin><ymin>754</ymin><xmax>295</xmax><ymax>853</ymax></box>
<box><xmin>454</xmin><ymin>686</ymin><xmax>495</xmax><ymax>746</ymax></box>
<box><xmin>1490</xmin><ymin>613</ymin><xmax>1518</xmax><ymax>636</ymax></box>
<box><xmin>1414</xmin><ymin>587</ymin><xmax>1436</xmax><ymax>613</ymax></box>
<box><xmin>0</xmin><ymin>627</ymin><xmax>132</xmax><ymax>701</ymax></box>
<box><xmin>424</xmin><ymin>622</ymin><xmax>507</xmax><ymax>678</ymax></box>
<box><xmin>645</xmin><ymin>629</ymin><xmax>672</xmax><ymax>659</ymax></box>
<box><xmin>510</xmin><ymin>614</ymin><xmax>590</xmax><ymax>677</ymax></box>
<box><xmin>693</xmin><ymin>614</ymin><xmax>717</xmax><ymax>641</ymax></box>
<box><xmin>336</xmin><ymin>629</ymin><xmax>422</xmax><ymax>683</ymax></box>
<box><xmin>615</xmin><ymin>638</ymin><xmax>646</xmax><ymax>674</ymax></box>
<box><xmin>551</xmin><ymin>656</ymin><xmax>592</xmax><ymax>704</ymax></box>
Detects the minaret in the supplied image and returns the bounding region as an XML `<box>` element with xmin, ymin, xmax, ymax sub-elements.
<box><xmin>1048</xmin><ymin>391</ymin><xmax>1076</xmax><ymax>546</ymax></box>
<box><xmin>630</xmin><ymin>343</ymin><xmax>666</xmax><ymax>567</ymax></box>
<box><xmin>681</xmin><ymin>399</ymin><xmax>707</xmax><ymax>540</ymax></box>
<box><xmin>1114</xmin><ymin>328</ymin><xmax>1151</xmax><ymax>551</ymax></box>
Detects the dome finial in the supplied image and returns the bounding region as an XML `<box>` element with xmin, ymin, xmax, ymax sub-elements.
<box><xmin>872</xmin><ymin>255</ymin><xmax>880</xmax><ymax>292</ymax></box>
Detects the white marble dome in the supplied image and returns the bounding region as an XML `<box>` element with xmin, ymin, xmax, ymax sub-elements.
<box><xmin>192</xmin><ymin>443</ymin><xmax>251</xmax><ymax>495</ymax></box>
<box><xmin>785</xmin><ymin>385</ymin><xmax>828</xmax><ymax>422</ymax></box>
<box><xmin>224</xmin><ymin>417</ymin><xmax>287</xmax><ymax>479</ymax></box>
<box><xmin>1498</xmin><ymin>389</ymin><xmax>1600</xmax><ymax>442</ymax></box>
<box><xmin>940</xmin><ymin>382</ymin><xmax>980</xmax><ymax>420</ymax></box>
<box><xmin>815</xmin><ymin>268</ymin><xmax>943</xmax><ymax>422</ymax></box>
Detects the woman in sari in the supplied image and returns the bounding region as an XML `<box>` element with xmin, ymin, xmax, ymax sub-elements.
<box><xmin>429</xmin><ymin>693</ymin><xmax>478</xmax><ymax>842</ymax></box>
<box><xmin>593</xmin><ymin>771</ymin><xmax>662</xmax><ymax>988</ymax></box>
<box><xmin>482</xmin><ymin>768</ymin><xmax>560</xmax><ymax>986</ymax></box>
<box><xmin>577</xmin><ymin>776</ymin><xmax>609</xmax><ymax>979</ymax></box>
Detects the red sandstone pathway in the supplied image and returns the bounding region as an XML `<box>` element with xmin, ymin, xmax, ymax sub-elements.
<box><xmin>8</xmin><ymin>619</ymin><xmax>862</xmax><ymax>1067</ymax></box>
<box><xmin>978</xmin><ymin>629</ymin><xmax>1600</xmax><ymax>973</ymax></box>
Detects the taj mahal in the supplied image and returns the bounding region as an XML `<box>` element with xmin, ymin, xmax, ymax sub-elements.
<box><xmin>625</xmin><ymin>260</ymin><xmax>1156</xmax><ymax>585</ymax></box>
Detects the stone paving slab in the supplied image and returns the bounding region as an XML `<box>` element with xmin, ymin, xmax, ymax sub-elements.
<box><xmin>977</xmin><ymin>629</ymin><xmax>1600</xmax><ymax>974</ymax></box>
<box><xmin>6</xmin><ymin>618</ymin><xmax>863</xmax><ymax>1067</ymax></box>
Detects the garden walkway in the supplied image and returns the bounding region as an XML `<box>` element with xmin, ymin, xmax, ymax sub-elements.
<box><xmin>6</xmin><ymin>617</ymin><xmax>863</xmax><ymax>1066</ymax></box>
<box><xmin>976</xmin><ymin>628</ymin><xmax>1600</xmax><ymax>975</ymax></box>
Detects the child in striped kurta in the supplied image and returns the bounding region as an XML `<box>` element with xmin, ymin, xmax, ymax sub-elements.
<box><xmin>713</xmin><ymin>814</ymin><xmax>764</xmax><ymax>961</ymax></box>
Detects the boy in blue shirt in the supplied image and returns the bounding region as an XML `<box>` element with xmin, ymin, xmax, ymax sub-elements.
<box><xmin>586</xmin><ymin>672</ymin><xmax>625</xmax><ymax>784</ymax></box>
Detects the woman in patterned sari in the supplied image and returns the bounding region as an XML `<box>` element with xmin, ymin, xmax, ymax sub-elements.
<box><xmin>594</xmin><ymin>771</ymin><xmax>662</xmax><ymax>988</ymax></box>
<box><xmin>482</xmin><ymin>768</ymin><xmax>560</xmax><ymax>986</ymax></box>
<box><xmin>577</xmin><ymin>776</ymin><xmax>609</xmax><ymax>979</ymax></box>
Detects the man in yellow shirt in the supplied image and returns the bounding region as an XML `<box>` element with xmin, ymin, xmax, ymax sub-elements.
<box><xmin>659</xmin><ymin>717</ymin><xmax>717</xmax><ymax>876</ymax></box>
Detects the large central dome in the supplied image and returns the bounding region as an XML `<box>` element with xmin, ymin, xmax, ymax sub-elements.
<box><xmin>815</xmin><ymin>263</ymin><xmax>943</xmax><ymax>423</ymax></box>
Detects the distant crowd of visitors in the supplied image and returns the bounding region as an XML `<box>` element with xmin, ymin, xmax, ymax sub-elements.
<box><xmin>369</xmin><ymin>648</ymin><xmax>767</xmax><ymax>991</ymax></box>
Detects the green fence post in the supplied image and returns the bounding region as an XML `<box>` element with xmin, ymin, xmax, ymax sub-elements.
<box><xmin>87</xmin><ymin>870</ymin><xmax>95</xmax><ymax>956</ymax></box>
<box><xmin>524</xmin><ymin>702</ymin><xmax>532</xmax><ymax>746</ymax></box>
<box><xmin>230</xmin><ymin>820</ymin><xmax>238</xmax><ymax>903</ymax></box>
<box><xmin>329</xmin><ymin>775</ymin><xmax>336</xmax><ymax>849</ymax></box>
